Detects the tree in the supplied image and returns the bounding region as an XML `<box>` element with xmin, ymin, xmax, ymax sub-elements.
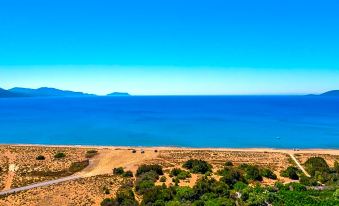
<box><xmin>260</xmin><ymin>168</ymin><xmax>277</xmax><ymax>180</ymax></box>
<box><xmin>304</xmin><ymin>157</ymin><xmax>329</xmax><ymax>176</ymax></box>
<box><xmin>281</xmin><ymin>166</ymin><xmax>299</xmax><ymax>180</ymax></box>
<box><xmin>183</xmin><ymin>159</ymin><xmax>212</xmax><ymax>174</ymax></box>
<box><xmin>136</xmin><ymin>164</ymin><xmax>163</xmax><ymax>176</ymax></box>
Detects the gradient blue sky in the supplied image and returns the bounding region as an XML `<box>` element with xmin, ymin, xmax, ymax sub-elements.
<box><xmin>0</xmin><ymin>0</ymin><xmax>338</xmax><ymax>95</ymax></box>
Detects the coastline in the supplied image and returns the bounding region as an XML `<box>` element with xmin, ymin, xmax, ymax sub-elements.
<box><xmin>2</xmin><ymin>143</ymin><xmax>339</xmax><ymax>155</ymax></box>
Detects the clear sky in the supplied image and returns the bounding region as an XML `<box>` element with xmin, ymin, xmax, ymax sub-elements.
<box><xmin>0</xmin><ymin>0</ymin><xmax>338</xmax><ymax>95</ymax></box>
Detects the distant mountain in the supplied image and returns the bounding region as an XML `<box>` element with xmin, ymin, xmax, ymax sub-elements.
<box><xmin>0</xmin><ymin>88</ymin><xmax>25</xmax><ymax>97</ymax></box>
<box><xmin>107</xmin><ymin>92</ymin><xmax>130</xmax><ymax>96</ymax></box>
<box><xmin>8</xmin><ymin>87</ymin><xmax>95</xmax><ymax>97</ymax></box>
<box><xmin>320</xmin><ymin>90</ymin><xmax>339</xmax><ymax>96</ymax></box>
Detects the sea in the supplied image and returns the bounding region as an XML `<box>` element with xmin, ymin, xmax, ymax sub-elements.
<box><xmin>0</xmin><ymin>96</ymin><xmax>338</xmax><ymax>148</ymax></box>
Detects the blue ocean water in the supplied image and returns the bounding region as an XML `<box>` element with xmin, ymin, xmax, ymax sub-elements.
<box><xmin>0</xmin><ymin>96</ymin><xmax>338</xmax><ymax>148</ymax></box>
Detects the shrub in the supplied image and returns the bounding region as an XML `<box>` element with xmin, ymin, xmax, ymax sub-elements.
<box><xmin>113</xmin><ymin>167</ymin><xmax>125</xmax><ymax>175</ymax></box>
<box><xmin>233</xmin><ymin>181</ymin><xmax>248</xmax><ymax>191</ymax></box>
<box><xmin>281</xmin><ymin>166</ymin><xmax>299</xmax><ymax>180</ymax></box>
<box><xmin>36</xmin><ymin>155</ymin><xmax>46</xmax><ymax>160</ymax></box>
<box><xmin>160</xmin><ymin>176</ymin><xmax>167</xmax><ymax>182</ymax></box>
<box><xmin>170</xmin><ymin>168</ymin><xmax>191</xmax><ymax>180</ymax></box>
<box><xmin>85</xmin><ymin>150</ymin><xmax>98</xmax><ymax>158</ymax></box>
<box><xmin>54</xmin><ymin>152</ymin><xmax>66</xmax><ymax>159</ymax></box>
<box><xmin>183</xmin><ymin>159</ymin><xmax>212</xmax><ymax>174</ymax></box>
<box><xmin>103</xmin><ymin>184</ymin><xmax>138</xmax><ymax>206</ymax></box>
<box><xmin>123</xmin><ymin>170</ymin><xmax>134</xmax><ymax>177</ymax></box>
<box><xmin>240</xmin><ymin>164</ymin><xmax>263</xmax><ymax>181</ymax></box>
<box><xmin>136</xmin><ymin>164</ymin><xmax>163</xmax><ymax>176</ymax></box>
<box><xmin>304</xmin><ymin>157</ymin><xmax>329</xmax><ymax>176</ymax></box>
<box><xmin>225</xmin><ymin>161</ymin><xmax>233</xmax><ymax>167</ymax></box>
<box><xmin>219</xmin><ymin>167</ymin><xmax>243</xmax><ymax>187</ymax></box>
<box><xmin>260</xmin><ymin>168</ymin><xmax>277</xmax><ymax>180</ymax></box>
<box><xmin>69</xmin><ymin>160</ymin><xmax>89</xmax><ymax>173</ymax></box>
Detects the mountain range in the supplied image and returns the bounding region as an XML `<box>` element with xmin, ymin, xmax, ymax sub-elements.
<box><xmin>0</xmin><ymin>87</ymin><xmax>130</xmax><ymax>98</ymax></box>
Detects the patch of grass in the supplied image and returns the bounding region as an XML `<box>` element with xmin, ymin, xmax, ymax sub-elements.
<box><xmin>54</xmin><ymin>152</ymin><xmax>66</xmax><ymax>159</ymax></box>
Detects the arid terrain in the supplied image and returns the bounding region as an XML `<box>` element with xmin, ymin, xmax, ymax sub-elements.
<box><xmin>0</xmin><ymin>145</ymin><xmax>338</xmax><ymax>205</ymax></box>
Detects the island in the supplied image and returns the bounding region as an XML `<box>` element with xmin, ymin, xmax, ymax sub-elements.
<box><xmin>106</xmin><ymin>92</ymin><xmax>130</xmax><ymax>96</ymax></box>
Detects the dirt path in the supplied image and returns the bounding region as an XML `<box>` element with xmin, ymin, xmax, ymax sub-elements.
<box><xmin>0</xmin><ymin>148</ymin><xmax>158</xmax><ymax>196</ymax></box>
<box><xmin>3</xmin><ymin>151</ymin><xmax>17</xmax><ymax>191</ymax></box>
<box><xmin>288</xmin><ymin>153</ymin><xmax>311</xmax><ymax>177</ymax></box>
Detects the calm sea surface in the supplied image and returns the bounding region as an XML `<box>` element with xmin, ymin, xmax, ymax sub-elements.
<box><xmin>0</xmin><ymin>96</ymin><xmax>338</xmax><ymax>148</ymax></box>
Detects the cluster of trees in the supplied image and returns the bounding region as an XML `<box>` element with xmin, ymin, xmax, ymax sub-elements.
<box><xmin>101</xmin><ymin>157</ymin><xmax>339</xmax><ymax>206</ymax></box>
<box><xmin>183</xmin><ymin>159</ymin><xmax>212</xmax><ymax>174</ymax></box>
<box><xmin>113</xmin><ymin>167</ymin><xmax>133</xmax><ymax>178</ymax></box>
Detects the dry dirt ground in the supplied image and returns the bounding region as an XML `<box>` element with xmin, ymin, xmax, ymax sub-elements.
<box><xmin>0</xmin><ymin>145</ymin><xmax>338</xmax><ymax>206</ymax></box>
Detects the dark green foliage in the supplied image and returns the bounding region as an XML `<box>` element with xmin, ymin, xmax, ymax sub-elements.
<box><xmin>122</xmin><ymin>170</ymin><xmax>133</xmax><ymax>177</ymax></box>
<box><xmin>101</xmin><ymin>162</ymin><xmax>339</xmax><ymax>206</ymax></box>
<box><xmin>136</xmin><ymin>164</ymin><xmax>163</xmax><ymax>176</ymax></box>
<box><xmin>113</xmin><ymin>167</ymin><xmax>134</xmax><ymax>177</ymax></box>
<box><xmin>160</xmin><ymin>176</ymin><xmax>167</xmax><ymax>182</ymax></box>
<box><xmin>113</xmin><ymin>167</ymin><xmax>125</xmax><ymax>175</ymax></box>
<box><xmin>225</xmin><ymin>161</ymin><xmax>233</xmax><ymax>166</ymax></box>
<box><xmin>219</xmin><ymin>167</ymin><xmax>244</xmax><ymax>187</ymax></box>
<box><xmin>54</xmin><ymin>152</ymin><xmax>66</xmax><ymax>159</ymax></box>
<box><xmin>182</xmin><ymin>159</ymin><xmax>212</xmax><ymax>174</ymax></box>
<box><xmin>304</xmin><ymin>157</ymin><xmax>330</xmax><ymax>176</ymax></box>
<box><xmin>334</xmin><ymin>161</ymin><xmax>339</xmax><ymax>173</ymax></box>
<box><xmin>102</xmin><ymin>184</ymin><xmax>138</xmax><ymax>206</ymax></box>
<box><xmin>260</xmin><ymin>168</ymin><xmax>277</xmax><ymax>180</ymax></box>
<box><xmin>281</xmin><ymin>166</ymin><xmax>299</xmax><ymax>180</ymax></box>
<box><xmin>69</xmin><ymin>160</ymin><xmax>89</xmax><ymax>173</ymax></box>
<box><xmin>239</xmin><ymin>164</ymin><xmax>263</xmax><ymax>181</ymax></box>
<box><xmin>85</xmin><ymin>150</ymin><xmax>98</xmax><ymax>158</ymax></box>
<box><xmin>36</xmin><ymin>155</ymin><xmax>45</xmax><ymax>160</ymax></box>
<box><xmin>170</xmin><ymin>168</ymin><xmax>191</xmax><ymax>180</ymax></box>
<box><xmin>135</xmin><ymin>170</ymin><xmax>159</xmax><ymax>194</ymax></box>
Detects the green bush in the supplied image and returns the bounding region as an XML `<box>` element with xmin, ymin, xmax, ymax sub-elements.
<box><xmin>160</xmin><ymin>176</ymin><xmax>167</xmax><ymax>182</ymax></box>
<box><xmin>136</xmin><ymin>164</ymin><xmax>163</xmax><ymax>176</ymax></box>
<box><xmin>260</xmin><ymin>168</ymin><xmax>277</xmax><ymax>180</ymax></box>
<box><xmin>36</xmin><ymin>155</ymin><xmax>46</xmax><ymax>160</ymax></box>
<box><xmin>113</xmin><ymin>167</ymin><xmax>125</xmax><ymax>175</ymax></box>
<box><xmin>170</xmin><ymin>168</ymin><xmax>191</xmax><ymax>180</ymax></box>
<box><xmin>281</xmin><ymin>166</ymin><xmax>299</xmax><ymax>180</ymax></box>
<box><xmin>240</xmin><ymin>164</ymin><xmax>263</xmax><ymax>181</ymax></box>
<box><xmin>183</xmin><ymin>159</ymin><xmax>212</xmax><ymax>174</ymax></box>
<box><xmin>123</xmin><ymin>170</ymin><xmax>134</xmax><ymax>177</ymax></box>
<box><xmin>54</xmin><ymin>152</ymin><xmax>66</xmax><ymax>159</ymax></box>
<box><xmin>304</xmin><ymin>157</ymin><xmax>329</xmax><ymax>176</ymax></box>
<box><xmin>219</xmin><ymin>167</ymin><xmax>243</xmax><ymax>187</ymax></box>
<box><xmin>225</xmin><ymin>161</ymin><xmax>234</xmax><ymax>167</ymax></box>
<box><xmin>102</xmin><ymin>184</ymin><xmax>138</xmax><ymax>206</ymax></box>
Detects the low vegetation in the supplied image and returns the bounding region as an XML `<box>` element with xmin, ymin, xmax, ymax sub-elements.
<box><xmin>36</xmin><ymin>155</ymin><xmax>45</xmax><ymax>160</ymax></box>
<box><xmin>54</xmin><ymin>152</ymin><xmax>66</xmax><ymax>159</ymax></box>
<box><xmin>85</xmin><ymin>150</ymin><xmax>98</xmax><ymax>158</ymax></box>
<box><xmin>113</xmin><ymin>167</ymin><xmax>134</xmax><ymax>178</ymax></box>
<box><xmin>182</xmin><ymin>159</ymin><xmax>212</xmax><ymax>174</ymax></box>
<box><xmin>102</xmin><ymin>157</ymin><xmax>339</xmax><ymax>206</ymax></box>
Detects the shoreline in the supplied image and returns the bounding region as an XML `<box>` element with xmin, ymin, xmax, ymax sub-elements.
<box><xmin>1</xmin><ymin>143</ymin><xmax>339</xmax><ymax>155</ymax></box>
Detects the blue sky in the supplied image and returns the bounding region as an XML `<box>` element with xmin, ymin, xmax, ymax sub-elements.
<box><xmin>0</xmin><ymin>0</ymin><xmax>338</xmax><ymax>95</ymax></box>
